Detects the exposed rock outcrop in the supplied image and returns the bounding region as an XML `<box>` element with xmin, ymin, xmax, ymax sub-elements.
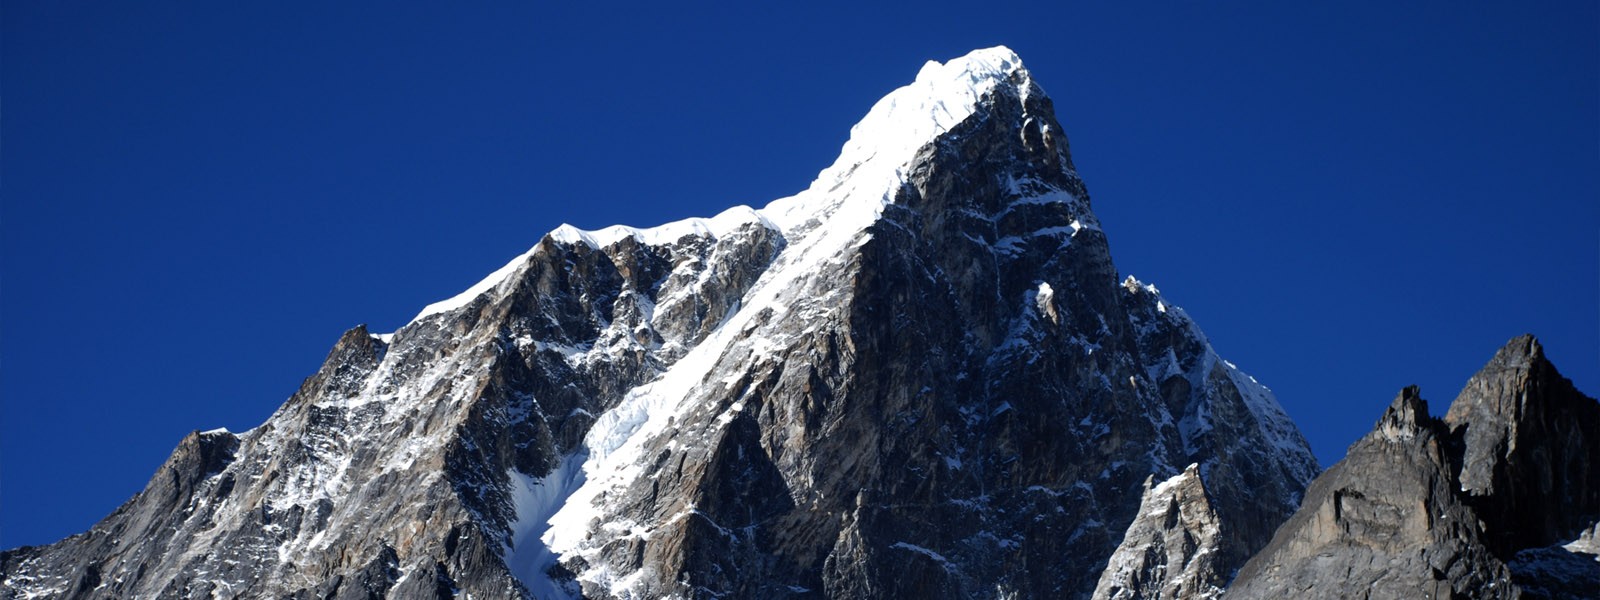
<box><xmin>1227</xmin><ymin>387</ymin><xmax>1514</xmax><ymax>599</ymax></box>
<box><xmin>1445</xmin><ymin>335</ymin><xmax>1600</xmax><ymax>557</ymax></box>
<box><xmin>1093</xmin><ymin>464</ymin><xmax>1226</xmax><ymax>600</ymax></box>
<box><xmin>1227</xmin><ymin>335</ymin><xmax>1600</xmax><ymax>599</ymax></box>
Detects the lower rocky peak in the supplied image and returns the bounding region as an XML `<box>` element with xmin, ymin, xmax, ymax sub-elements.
<box><xmin>1375</xmin><ymin>385</ymin><xmax>1431</xmax><ymax>443</ymax></box>
<box><xmin>1228</xmin><ymin>335</ymin><xmax>1600</xmax><ymax>599</ymax></box>
<box><xmin>1227</xmin><ymin>387</ymin><xmax>1515</xmax><ymax>599</ymax></box>
<box><xmin>1093</xmin><ymin>464</ymin><xmax>1226</xmax><ymax>600</ymax></box>
<box><xmin>1444</xmin><ymin>334</ymin><xmax>1600</xmax><ymax>558</ymax></box>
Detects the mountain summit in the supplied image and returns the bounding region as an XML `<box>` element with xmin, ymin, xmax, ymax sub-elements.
<box><xmin>2</xmin><ymin>47</ymin><xmax>1319</xmax><ymax>600</ymax></box>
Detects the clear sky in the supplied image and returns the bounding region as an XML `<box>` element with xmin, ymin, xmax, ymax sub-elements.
<box><xmin>3</xmin><ymin>3</ymin><xmax>1595</xmax><ymax>549</ymax></box>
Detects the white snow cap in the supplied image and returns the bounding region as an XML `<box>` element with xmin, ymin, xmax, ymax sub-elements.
<box><xmin>760</xmin><ymin>45</ymin><xmax>1032</xmax><ymax>231</ymax></box>
<box><xmin>411</xmin><ymin>46</ymin><xmax>1035</xmax><ymax>325</ymax></box>
<box><xmin>412</xmin><ymin>246</ymin><xmax>541</xmax><ymax>321</ymax></box>
<box><xmin>551</xmin><ymin>45</ymin><xmax>1034</xmax><ymax>239</ymax></box>
<box><xmin>548</xmin><ymin>205</ymin><xmax>776</xmax><ymax>249</ymax></box>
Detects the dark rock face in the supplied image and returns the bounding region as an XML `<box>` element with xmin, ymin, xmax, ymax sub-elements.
<box><xmin>1226</xmin><ymin>387</ymin><xmax>1515</xmax><ymax>599</ymax></box>
<box><xmin>1227</xmin><ymin>336</ymin><xmax>1600</xmax><ymax>599</ymax></box>
<box><xmin>1507</xmin><ymin>523</ymin><xmax>1600</xmax><ymax>599</ymax></box>
<box><xmin>1445</xmin><ymin>335</ymin><xmax>1600</xmax><ymax>557</ymax></box>
<box><xmin>0</xmin><ymin>47</ymin><xmax>1318</xmax><ymax>600</ymax></box>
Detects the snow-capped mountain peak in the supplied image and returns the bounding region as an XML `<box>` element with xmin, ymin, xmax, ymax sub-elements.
<box><xmin>410</xmin><ymin>47</ymin><xmax>1042</xmax><ymax>327</ymax></box>
<box><xmin>2</xmin><ymin>48</ymin><xmax>1320</xmax><ymax>600</ymax></box>
<box><xmin>761</xmin><ymin>45</ymin><xmax>1038</xmax><ymax>232</ymax></box>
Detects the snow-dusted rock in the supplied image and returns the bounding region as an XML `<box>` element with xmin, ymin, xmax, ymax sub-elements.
<box><xmin>1092</xmin><ymin>464</ymin><xmax>1226</xmax><ymax>600</ymax></box>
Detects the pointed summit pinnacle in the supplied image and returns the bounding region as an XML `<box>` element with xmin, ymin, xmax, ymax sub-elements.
<box><xmin>843</xmin><ymin>45</ymin><xmax>1037</xmax><ymax>157</ymax></box>
<box><xmin>1375</xmin><ymin>385</ymin><xmax>1435</xmax><ymax>443</ymax></box>
<box><xmin>761</xmin><ymin>46</ymin><xmax>1047</xmax><ymax>231</ymax></box>
<box><xmin>916</xmin><ymin>45</ymin><xmax>1030</xmax><ymax>88</ymax></box>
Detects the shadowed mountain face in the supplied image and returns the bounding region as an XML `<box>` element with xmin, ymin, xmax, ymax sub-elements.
<box><xmin>0</xmin><ymin>47</ymin><xmax>1325</xmax><ymax>600</ymax></box>
<box><xmin>1445</xmin><ymin>336</ymin><xmax>1600</xmax><ymax>558</ymax></box>
<box><xmin>1227</xmin><ymin>335</ymin><xmax>1600</xmax><ymax>600</ymax></box>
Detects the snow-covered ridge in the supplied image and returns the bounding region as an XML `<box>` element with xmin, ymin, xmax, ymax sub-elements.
<box><xmin>548</xmin><ymin>205</ymin><xmax>777</xmax><ymax>250</ymax></box>
<box><xmin>412</xmin><ymin>246</ymin><xmax>541</xmax><ymax>322</ymax></box>
<box><xmin>409</xmin><ymin>46</ymin><xmax>1034</xmax><ymax>327</ymax></box>
<box><xmin>759</xmin><ymin>45</ymin><xmax>1030</xmax><ymax>232</ymax></box>
<box><xmin>550</xmin><ymin>45</ymin><xmax>1030</xmax><ymax>241</ymax></box>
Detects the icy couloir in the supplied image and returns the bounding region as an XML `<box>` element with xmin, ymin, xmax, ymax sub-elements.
<box><xmin>1</xmin><ymin>47</ymin><xmax>1319</xmax><ymax>600</ymax></box>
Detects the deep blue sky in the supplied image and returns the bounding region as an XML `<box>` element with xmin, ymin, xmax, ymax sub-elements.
<box><xmin>3</xmin><ymin>3</ymin><xmax>1595</xmax><ymax>549</ymax></box>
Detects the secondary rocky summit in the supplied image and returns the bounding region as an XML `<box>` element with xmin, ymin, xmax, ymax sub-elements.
<box><xmin>3</xmin><ymin>47</ymin><xmax>1322</xmax><ymax>599</ymax></box>
<box><xmin>1228</xmin><ymin>336</ymin><xmax>1600</xmax><ymax>599</ymax></box>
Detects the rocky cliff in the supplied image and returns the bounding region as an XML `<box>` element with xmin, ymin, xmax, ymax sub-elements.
<box><xmin>1</xmin><ymin>47</ymin><xmax>1319</xmax><ymax>600</ymax></box>
<box><xmin>1227</xmin><ymin>335</ymin><xmax>1600</xmax><ymax>599</ymax></box>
